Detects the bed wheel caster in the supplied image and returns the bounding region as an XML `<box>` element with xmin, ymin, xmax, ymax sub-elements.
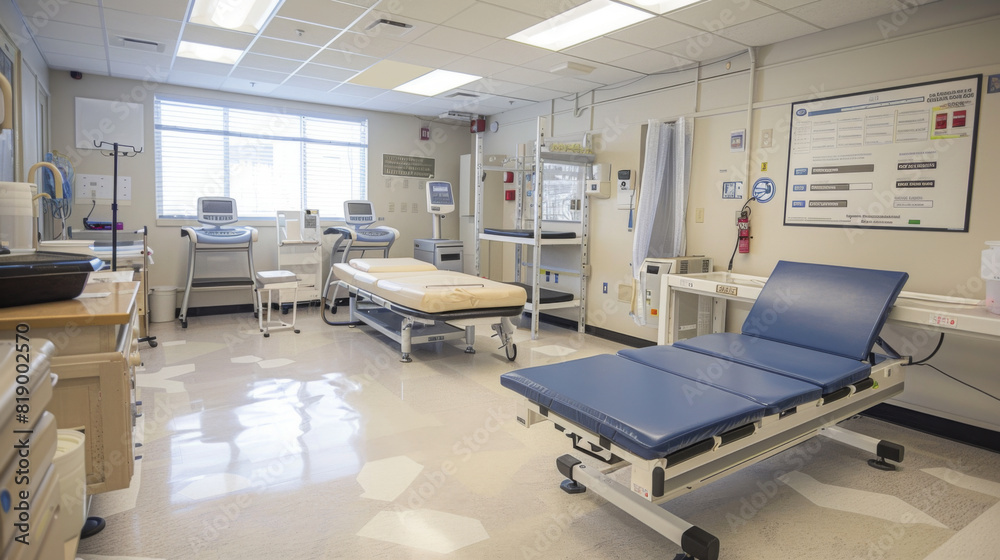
<box><xmin>867</xmin><ymin>458</ymin><xmax>896</xmax><ymax>471</ymax></box>
<box><xmin>505</xmin><ymin>343</ymin><xmax>517</xmax><ymax>361</ymax></box>
<box><xmin>180</xmin><ymin>319</ymin><xmax>188</xmax><ymax>328</ymax></box>
<box><xmin>294</xmin><ymin>329</ymin><xmax>300</xmax><ymax>334</ymax></box>
<box><xmin>400</xmin><ymin>354</ymin><xmax>412</xmax><ymax>363</ymax></box>
<box><xmin>560</xmin><ymin>479</ymin><xmax>586</xmax><ymax>494</ymax></box>
<box><xmin>465</xmin><ymin>347</ymin><xmax>476</xmax><ymax>354</ymax></box>
<box><xmin>263</xmin><ymin>333</ymin><xmax>270</xmax><ymax>338</ymax></box>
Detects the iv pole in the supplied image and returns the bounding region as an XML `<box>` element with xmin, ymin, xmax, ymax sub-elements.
<box><xmin>93</xmin><ymin>140</ymin><xmax>141</xmax><ymax>271</ymax></box>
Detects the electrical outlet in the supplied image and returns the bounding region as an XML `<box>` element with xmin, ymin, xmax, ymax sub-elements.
<box><xmin>761</xmin><ymin>128</ymin><xmax>773</xmax><ymax>148</ymax></box>
<box><xmin>695</xmin><ymin>208</ymin><xmax>705</xmax><ymax>223</ymax></box>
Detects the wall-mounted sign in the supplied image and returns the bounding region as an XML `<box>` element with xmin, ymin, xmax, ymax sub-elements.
<box><xmin>784</xmin><ymin>75</ymin><xmax>981</xmax><ymax>231</ymax></box>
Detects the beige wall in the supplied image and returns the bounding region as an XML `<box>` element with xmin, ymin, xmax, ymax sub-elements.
<box><xmin>47</xmin><ymin>72</ymin><xmax>472</xmax><ymax>308</ymax></box>
<box><xmin>485</xmin><ymin>14</ymin><xmax>1000</xmax><ymax>429</ymax></box>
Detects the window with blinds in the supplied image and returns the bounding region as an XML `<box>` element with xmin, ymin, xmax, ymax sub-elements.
<box><xmin>154</xmin><ymin>96</ymin><xmax>367</xmax><ymax>219</ymax></box>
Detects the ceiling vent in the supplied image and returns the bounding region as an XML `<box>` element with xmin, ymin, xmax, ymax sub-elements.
<box><xmin>446</xmin><ymin>92</ymin><xmax>479</xmax><ymax>99</ymax></box>
<box><xmin>112</xmin><ymin>36</ymin><xmax>165</xmax><ymax>53</ymax></box>
<box><xmin>365</xmin><ymin>18</ymin><xmax>415</xmax><ymax>39</ymax></box>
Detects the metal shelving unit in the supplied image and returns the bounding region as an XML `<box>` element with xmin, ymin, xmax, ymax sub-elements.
<box><xmin>475</xmin><ymin>116</ymin><xmax>591</xmax><ymax>339</ymax></box>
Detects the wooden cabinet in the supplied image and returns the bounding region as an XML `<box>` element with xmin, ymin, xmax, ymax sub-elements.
<box><xmin>0</xmin><ymin>282</ymin><xmax>141</xmax><ymax>494</ymax></box>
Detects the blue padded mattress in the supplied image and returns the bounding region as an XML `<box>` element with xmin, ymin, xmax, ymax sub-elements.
<box><xmin>673</xmin><ymin>334</ymin><xmax>871</xmax><ymax>394</ymax></box>
<box><xmin>500</xmin><ymin>355</ymin><xmax>764</xmax><ymax>460</ymax></box>
<box><xmin>618</xmin><ymin>345</ymin><xmax>823</xmax><ymax>414</ymax></box>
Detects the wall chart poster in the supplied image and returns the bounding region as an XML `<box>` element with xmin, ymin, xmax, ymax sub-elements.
<box><xmin>784</xmin><ymin>74</ymin><xmax>981</xmax><ymax>231</ymax></box>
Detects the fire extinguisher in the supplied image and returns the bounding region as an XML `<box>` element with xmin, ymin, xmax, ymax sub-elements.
<box><xmin>728</xmin><ymin>197</ymin><xmax>756</xmax><ymax>272</ymax></box>
<box><xmin>738</xmin><ymin>211</ymin><xmax>751</xmax><ymax>254</ymax></box>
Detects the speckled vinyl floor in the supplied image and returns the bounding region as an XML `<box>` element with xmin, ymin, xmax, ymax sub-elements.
<box><xmin>75</xmin><ymin>308</ymin><xmax>1000</xmax><ymax>560</ymax></box>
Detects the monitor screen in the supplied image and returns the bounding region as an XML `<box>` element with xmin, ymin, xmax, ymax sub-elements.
<box><xmin>347</xmin><ymin>202</ymin><xmax>374</xmax><ymax>216</ymax></box>
<box><xmin>202</xmin><ymin>199</ymin><xmax>233</xmax><ymax>214</ymax></box>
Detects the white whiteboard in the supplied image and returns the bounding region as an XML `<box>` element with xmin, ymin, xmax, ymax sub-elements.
<box><xmin>75</xmin><ymin>97</ymin><xmax>144</xmax><ymax>151</ymax></box>
<box><xmin>783</xmin><ymin>75</ymin><xmax>981</xmax><ymax>232</ymax></box>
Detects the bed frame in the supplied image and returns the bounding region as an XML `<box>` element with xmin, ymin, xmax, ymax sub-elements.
<box><xmin>502</xmin><ymin>261</ymin><xmax>910</xmax><ymax>559</ymax></box>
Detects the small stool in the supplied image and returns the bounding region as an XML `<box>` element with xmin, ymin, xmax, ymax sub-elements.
<box><xmin>255</xmin><ymin>270</ymin><xmax>300</xmax><ymax>337</ymax></box>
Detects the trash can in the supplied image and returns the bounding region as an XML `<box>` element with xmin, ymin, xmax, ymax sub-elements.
<box><xmin>52</xmin><ymin>429</ymin><xmax>86</xmax><ymax>545</ymax></box>
<box><xmin>149</xmin><ymin>286</ymin><xmax>177</xmax><ymax>322</ymax></box>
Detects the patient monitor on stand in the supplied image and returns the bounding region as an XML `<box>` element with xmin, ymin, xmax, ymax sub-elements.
<box><xmin>414</xmin><ymin>181</ymin><xmax>464</xmax><ymax>272</ymax></box>
<box><xmin>321</xmin><ymin>200</ymin><xmax>399</xmax><ymax>324</ymax></box>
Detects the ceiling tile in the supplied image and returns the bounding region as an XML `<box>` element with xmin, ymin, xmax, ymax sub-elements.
<box><xmin>413</xmin><ymin>26</ymin><xmax>498</xmax><ymax>54</ymax></box>
<box><xmin>230</xmin><ymin>66</ymin><xmax>289</xmax><ymax>83</ymax></box>
<box><xmin>658</xmin><ymin>33</ymin><xmax>747</xmax><ymax>61</ymax></box>
<box><xmin>607</xmin><ymin>16</ymin><xmax>704</xmax><ymax>49</ymax></box>
<box><xmin>35</xmin><ymin>36</ymin><xmax>106</xmax><ymax>59</ymax></box>
<box><xmin>326</xmin><ymin>92</ymin><xmax>370</xmax><ymax>107</ymax></box>
<box><xmin>443</xmin><ymin>4</ymin><xmax>542</xmax><ymax>38</ymax></box>
<box><xmin>44</xmin><ymin>53</ymin><xmax>107</xmax><ymax>73</ymax></box>
<box><xmin>361</xmin><ymin>98</ymin><xmax>413</xmax><ymax>113</ymax></box>
<box><xmin>714</xmin><ymin>12</ymin><xmax>821</xmax><ymax>45</ymax></box>
<box><xmin>390</xmin><ymin>0</ymin><xmax>476</xmax><ymax>24</ymax></box>
<box><xmin>311</xmin><ymin>48</ymin><xmax>379</xmax><ymax>70</ymax></box>
<box><xmin>249</xmin><ymin>37</ymin><xmax>321</xmax><ymax>60</ymax></box>
<box><xmin>371</xmin><ymin>90</ymin><xmax>426</xmax><ymax>104</ymax></box>
<box><xmin>182</xmin><ymin>25</ymin><xmax>256</xmax><ymax>50</ymax></box>
<box><xmin>443</xmin><ymin>56</ymin><xmax>513</xmax><ymax>78</ymax></box>
<box><xmin>584</xmin><ymin>64</ymin><xmax>643</xmax><ymax>85</ymax></box>
<box><xmin>111</xmin><ymin>60</ymin><xmax>162</xmax><ymax>80</ymax></box>
<box><xmin>294</xmin><ymin>63</ymin><xmax>358</xmax><ymax>81</ymax></box>
<box><xmin>757</xmin><ymin>0</ymin><xmax>820</xmax><ymax>9</ymax></box>
<box><xmin>666</xmin><ymin>0</ymin><xmax>777</xmax><ymax>32</ymax></box>
<box><xmin>339</xmin><ymin>0</ymin><xmax>380</xmax><ymax>7</ymax></box>
<box><xmin>326</xmin><ymin>32</ymin><xmax>405</xmax><ymax>59</ymax></box>
<box><xmin>277</xmin><ymin>0</ymin><xmax>367</xmax><ymax>29</ymax></box>
<box><xmin>283</xmin><ymin>75</ymin><xmax>340</xmax><ymax>91</ymax></box>
<box><xmin>171</xmin><ymin>57</ymin><xmax>235</xmax><ymax>74</ymax></box>
<box><xmin>563</xmin><ymin>38</ymin><xmax>646</xmax><ymax>65</ymax></box>
<box><xmin>167</xmin><ymin>69</ymin><xmax>228</xmax><ymax>89</ymax></box>
<box><xmin>538</xmin><ymin>76</ymin><xmax>603</xmax><ymax>93</ymax></box>
<box><xmin>41</xmin><ymin>1</ymin><xmax>101</xmax><ymax>27</ymax></box>
<box><xmin>387</xmin><ymin>44</ymin><xmax>462</xmax><ymax>67</ymax></box>
<box><xmin>612</xmin><ymin>49</ymin><xmax>694</xmax><ymax>74</ymax></box>
<box><xmin>471</xmin><ymin>39</ymin><xmax>551</xmax><ymax>65</ymax></box>
<box><xmin>330</xmin><ymin>82</ymin><xmax>382</xmax><ymax>97</ymax></box>
<box><xmin>262</xmin><ymin>17</ymin><xmax>343</xmax><ymax>46</ymax></box>
<box><xmin>32</xmin><ymin>20</ymin><xmax>105</xmax><ymax>45</ymax></box>
<box><xmin>787</xmin><ymin>0</ymin><xmax>912</xmax><ymax>29</ymax></box>
<box><xmin>492</xmin><ymin>66</ymin><xmax>558</xmax><ymax>86</ymax></box>
<box><xmin>222</xmin><ymin>77</ymin><xmax>280</xmax><ymax>93</ymax></box>
<box><xmin>104</xmin><ymin>11</ymin><xmax>182</xmax><ymax>44</ymax></box>
<box><xmin>101</xmin><ymin>0</ymin><xmax>187</xmax><ymax>21</ymax></box>
<box><xmin>459</xmin><ymin>78</ymin><xmax>526</xmax><ymax>97</ymax></box>
<box><xmin>478</xmin><ymin>0</ymin><xmax>588</xmax><ymax>19</ymax></box>
<box><xmin>239</xmin><ymin>53</ymin><xmax>303</xmax><ymax>73</ymax></box>
<box><xmin>349</xmin><ymin>60</ymin><xmax>431</xmax><ymax>88</ymax></box>
<box><xmin>107</xmin><ymin>49</ymin><xmax>173</xmax><ymax>69</ymax></box>
<box><xmin>507</xmin><ymin>85</ymin><xmax>566</xmax><ymax>102</ymax></box>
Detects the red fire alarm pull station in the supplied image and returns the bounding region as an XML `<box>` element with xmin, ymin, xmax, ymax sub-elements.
<box><xmin>505</xmin><ymin>190</ymin><xmax>516</xmax><ymax>201</ymax></box>
<box><xmin>470</xmin><ymin>118</ymin><xmax>486</xmax><ymax>133</ymax></box>
<box><xmin>503</xmin><ymin>171</ymin><xmax>514</xmax><ymax>183</ymax></box>
<box><xmin>420</xmin><ymin>126</ymin><xmax>430</xmax><ymax>140</ymax></box>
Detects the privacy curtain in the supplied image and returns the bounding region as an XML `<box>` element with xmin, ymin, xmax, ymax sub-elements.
<box><xmin>631</xmin><ymin>117</ymin><xmax>693</xmax><ymax>326</ymax></box>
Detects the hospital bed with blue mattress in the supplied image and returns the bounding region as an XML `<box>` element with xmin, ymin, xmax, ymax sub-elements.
<box><xmin>501</xmin><ymin>261</ymin><xmax>910</xmax><ymax>560</ymax></box>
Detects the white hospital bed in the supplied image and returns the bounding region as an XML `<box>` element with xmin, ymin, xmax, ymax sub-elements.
<box><xmin>331</xmin><ymin>258</ymin><xmax>526</xmax><ymax>362</ymax></box>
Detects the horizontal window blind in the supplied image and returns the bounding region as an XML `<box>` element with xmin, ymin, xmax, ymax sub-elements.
<box><xmin>154</xmin><ymin>97</ymin><xmax>367</xmax><ymax>219</ymax></box>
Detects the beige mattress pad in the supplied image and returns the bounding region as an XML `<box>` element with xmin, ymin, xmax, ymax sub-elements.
<box><xmin>334</xmin><ymin>261</ymin><xmax>526</xmax><ymax>313</ymax></box>
<box><xmin>349</xmin><ymin>257</ymin><xmax>437</xmax><ymax>273</ymax></box>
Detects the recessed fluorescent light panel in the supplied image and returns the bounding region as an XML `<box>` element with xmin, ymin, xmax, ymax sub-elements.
<box><xmin>616</xmin><ymin>0</ymin><xmax>703</xmax><ymax>15</ymax></box>
<box><xmin>177</xmin><ymin>41</ymin><xmax>244</xmax><ymax>64</ymax></box>
<box><xmin>507</xmin><ymin>0</ymin><xmax>654</xmax><ymax>51</ymax></box>
<box><xmin>189</xmin><ymin>0</ymin><xmax>281</xmax><ymax>33</ymax></box>
<box><xmin>394</xmin><ymin>70</ymin><xmax>482</xmax><ymax>97</ymax></box>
